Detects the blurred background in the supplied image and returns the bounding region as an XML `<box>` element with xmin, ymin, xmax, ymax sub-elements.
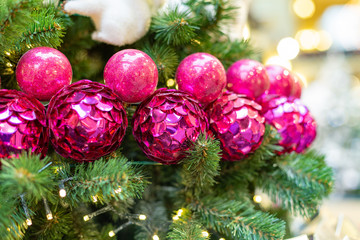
<box><xmin>244</xmin><ymin>0</ymin><xmax>360</xmax><ymax>238</ymax></box>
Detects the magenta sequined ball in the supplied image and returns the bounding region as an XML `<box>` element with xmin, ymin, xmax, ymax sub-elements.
<box><xmin>47</xmin><ymin>80</ymin><xmax>127</xmax><ymax>162</ymax></box>
<box><xmin>206</xmin><ymin>91</ymin><xmax>265</xmax><ymax>161</ymax></box>
<box><xmin>132</xmin><ymin>88</ymin><xmax>208</xmax><ymax>164</ymax></box>
<box><xmin>0</xmin><ymin>90</ymin><xmax>48</xmax><ymax>160</ymax></box>
<box><xmin>262</xmin><ymin>96</ymin><xmax>316</xmax><ymax>154</ymax></box>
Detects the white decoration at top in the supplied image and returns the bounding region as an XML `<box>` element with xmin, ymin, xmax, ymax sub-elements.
<box><xmin>64</xmin><ymin>0</ymin><xmax>165</xmax><ymax>46</ymax></box>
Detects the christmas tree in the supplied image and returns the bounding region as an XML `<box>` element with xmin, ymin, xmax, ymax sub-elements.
<box><xmin>0</xmin><ymin>0</ymin><xmax>334</xmax><ymax>239</ymax></box>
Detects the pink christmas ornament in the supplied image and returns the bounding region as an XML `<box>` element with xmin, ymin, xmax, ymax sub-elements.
<box><xmin>175</xmin><ymin>52</ymin><xmax>226</xmax><ymax>105</ymax></box>
<box><xmin>265</xmin><ymin>65</ymin><xmax>295</xmax><ymax>98</ymax></box>
<box><xmin>226</xmin><ymin>59</ymin><xmax>269</xmax><ymax>99</ymax></box>
<box><xmin>104</xmin><ymin>49</ymin><xmax>158</xmax><ymax>103</ymax></box>
<box><xmin>47</xmin><ymin>80</ymin><xmax>127</xmax><ymax>162</ymax></box>
<box><xmin>132</xmin><ymin>88</ymin><xmax>208</xmax><ymax>164</ymax></box>
<box><xmin>16</xmin><ymin>47</ymin><xmax>72</xmax><ymax>101</ymax></box>
<box><xmin>206</xmin><ymin>91</ymin><xmax>265</xmax><ymax>161</ymax></box>
<box><xmin>0</xmin><ymin>90</ymin><xmax>48</xmax><ymax>160</ymax></box>
<box><xmin>291</xmin><ymin>74</ymin><xmax>302</xmax><ymax>98</ymax></box>
<box><xmin>262</xmin><ymin>96</ymin><xmax>316</xmax><ymax>154</ymax></box>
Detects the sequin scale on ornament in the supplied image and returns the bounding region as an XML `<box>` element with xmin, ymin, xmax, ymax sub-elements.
<box><xmin>132</xmin><ymin>88</ymin><xmax>208</xmax><ymax>164</ymax></box>
<box><xmin>262</xmin><ymin>96</ymin><xmax>316</xmax><ymax>154</ymax></box>
<box><xmin>206</xmin><ymin>91</ymin><xmax>265</xmax><ymax>161</ymax></box>
<box><xmin>0</xmin><ymin>90</ymin><xmax>48</xmax><ymax>160</ymax></box>
<box><xmin>47</xmin><ymin>80</ymin><xmax>127</xmax><ymax>162</ymax></box>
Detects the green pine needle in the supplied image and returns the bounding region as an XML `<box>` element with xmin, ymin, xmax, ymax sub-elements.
<box><xmin>191</xmin><ymin>195</ymin><xmax>286</xmax><ymax>240</ymax></box>
<box><xmin>151</xmin><ymin>7</ymin><xmax>199</xmax><ymax>46</ymax></box>
<box><xmin>60</xmin><ymin>156</ymin><xmax>149</xmax><ymax>204</ymax></box>
<box><xmin>0</xmin><ymin>152</ymin><xmax>56</xmax><ymax>202</ymax></box>
<box><xmin>257</xmin><ymin>150</ymin><xmax>334</xmax><ymax>217</ymax></box>
<box><xmin>219</xmin><ymin>125</ymin><xmax>281</xmax><ymax>190</ymax></box>
<box><xmin>167</xmin><ymin>209</ymin><xmax>208</xmax><ymax>240</ymax></box>
<box><xmin>180</xmin><ymin>134</ymin><xmax>221</xmax><ymax>199</ymax></box>
<box><xmin>141</xmin><ymin>42</ymin><xmax>179</xmax><ymax>85</ymax></box>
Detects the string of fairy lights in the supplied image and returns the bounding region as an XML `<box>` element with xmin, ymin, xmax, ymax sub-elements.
<box><xmin>14</xmin><ymin>158</ymin><xmax>264</xmax><ymax>239</ymax></box>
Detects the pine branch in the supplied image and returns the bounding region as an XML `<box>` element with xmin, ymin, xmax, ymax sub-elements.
<box><xmin>198</xmin><ymin>39</ymin><xmax>258</xmax><ymax>69</ymax></box>
<box><xmin>0</xmin><ymin>192</ymin><xmax>28</xmax><ymax>240</ymax></box>
<box><xmin>167</xmin><ymin>209</ymin><xmax>208</xmax><ymax>240</ymax></box>
<box><xmin>59</xmin><ymin>156</ymin><xmax>149</xmax><ymax>205</ymax></box>
<box><xmin>0</xmin><ymin>152</ymin><xmax>56</xmax><ymax>202</ymax></box>
<box><xmin>256</xmin><ymin>151</ymin><xmax>334</xmax><ymax>218</ymax></box>
<box><xmin>23</xmin><ymin>204</ymin><xmax>73</xmax><ymax>240</ymax></box>
<box><xmin>151</xmin><ymin>7</ymin><xmax>199</xmax><ymax>46</ymax></box>
<box><xmin>218</xmin><ymin>125</ymin><xmax>281</xmax><ymax>191</ymax></box>
<box><xmin>141</xmin><ymin>42</ymin><xmax>179</xmax><ymax>86</ymax></box>
<box><xmin>180</xmin><ymin>134</ymin><xmax>221</xmax><ymax>199</ymax></box>
<box><xmin>190</xmin><ymin>195</ymin><xmax>285</xmax><ymax>240</ymax></box>
<box><xmin>0</xmin><ymin>0</ymin><xmax>42</xmax><ymax>62</ymax></box>
<box><xmin>16</xmin><ymin>7</ymin><xmax>66</xmax><ymax>52</ymax></box>
<box><xmin>185</xmin><ymin>0</ymin><xmax>237</xmax><ymax>36</ymax></box>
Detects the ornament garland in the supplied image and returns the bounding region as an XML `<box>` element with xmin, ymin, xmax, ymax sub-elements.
<box><xmin>8</xmin><ymin>46</ymin><xmax>317</xmax><ymax>163</ymax></box>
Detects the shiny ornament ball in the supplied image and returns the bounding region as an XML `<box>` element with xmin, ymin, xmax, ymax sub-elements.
<box><xmin>47</xmin><ymin>80</ymin><xmax>127</xmax><ymax>162</ymax></box>
<box><xmin>0</xmin><ymin>90</ymin><xmax>48</xmax><ymax>160</ymax></box>
<box><xmin>132</xmin><ymin>88</ymin><xmax>208</xmax><ymax>164</ymax></box>
<box><xmin>265</xmin><ymin>65</ymin><xmax>295</xmax><ymax>98</ymax></box>
<box><xmin>175</xmin><ymin>52</ymin><xmax>226</xmax><ymax>105</ymax></box>
<box><xmin>104</xmin><ymin>49</ymin><xmax>158</xmax><ymax>103</ymax></box>
<box><xmin>206</xmin><ymin>91</ymin><xmax>265</xmax><ymax>161</ymax></box>
<box><xmin>262</xmin><ymin>96</ymin><xmax>316</xmax><ymax>154</ymax></box>
<box><xmin>291</xmin><ymin>74</ymin><xmax>302</xmax><ymax>98</ymax></box>
<box><xmin>226</xmin><ymin>59</ymin><xmax>269</xmax><ymax>99</ymax></box>
<box><xmin>16</xmin><ymin>47</ymin><xmax>72</xmax><ymax>101</ymax></box>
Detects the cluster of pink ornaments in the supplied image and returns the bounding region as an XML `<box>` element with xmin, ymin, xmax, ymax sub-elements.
<box><xmin>0</xmin><ymin>46</ymin><xmax>316</xmax><ymax>165</ymax></box>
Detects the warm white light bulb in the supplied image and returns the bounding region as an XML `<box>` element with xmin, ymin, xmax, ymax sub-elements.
<box><xmin>109</xmin><ymin>231</ymin><xmax>115</xmax><ymax>237</ymax></box>
<box><xmin>219</xmin><ymin>238</ymin><xmax>226</xmax><ymax>240</ymax></box>
<box><xmin>26</xmin><ymin>219</ymin><xmax>32</xmax><ymax>226</ymax></box>
<box><xmin>202</xmin><ymin>231</ymin><xmax>209</xmax><ymax>238</ymax></box>
<box><xmin>114</xmin><ymin>187</ymin><xmax>122</xmax><ymax>194</ymax></box>
<box><xmin>139</xmin><ymin>214</ymin><xmax>147</xmax><ymax>220</ymax></box>
<box><xmin>152</xmin><ymin>234</ymin><xmax>160</xmax><ymax>240</ymax></box>
<box><xmin>83</xmin><ymin>215</ymin><xmax>90</xmax><ymax>221</ymax></box>
<box><xmin>173</xmin><ymin>215</ymin><xmax>180</xmax><ymax>221</ymax></box>
<box><xmin>92</xmin><ymin>195</ymin><xmax>98</xmax><ymax>203</ymax></box>
<box><xmin>46</xmin><ymin>213</ymin><xmax>53</xmax><ymax>220</ymax></box>
<box><xmin>253</xmin><ymin>195</ymin><xmax>262</xmax><ymax>203</ymax></box>
<box><xmin>177</xmin><ymin>209</ymin><xmax>183</xmax><ymax>216</ymax></box>
<box><xmin>59</xmin><ymin>189</ymin><xmax>66</xmax><ymax>198</ymax></box>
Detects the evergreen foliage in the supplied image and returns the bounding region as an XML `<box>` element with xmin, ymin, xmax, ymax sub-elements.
<box><xmin>0</xmin><ymin>0</ymin><xmax>335</xmax><ymax>239</ymax></box>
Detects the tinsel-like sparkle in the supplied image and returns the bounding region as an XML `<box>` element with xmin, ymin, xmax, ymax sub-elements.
<box><xmin>47</xmin><ymin>80</ymin><xmax>127</xmax><ymax>162</ymax></box>
<box><xmin>132</xmin><ymin>88</ymin><xmax>208</xmax><ymax>164</ymax></box>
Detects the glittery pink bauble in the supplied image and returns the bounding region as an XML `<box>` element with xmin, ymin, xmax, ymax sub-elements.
<box><xmin>291</xmin><ymin>74</ymin><xmax>302</xmax><ymax>98</ymax></box>
<box><xmin>175</xmin><ymin>52</ymin><xmax>226</xmax><ymax>105</ymax></box>
<box><xmin>265</xmin><ymin>65</ymin><xmax>295</xmax><ymax>97</ymax></box>
<box><xmin>16</xmin><ymin>47</ymin><xmax>72</xmax><ymax>101</ymax></box>
<box><xmin>132</xmin><ymin>88</ymin><xmax>208</xmax><ymax>164</ymax></box>
<box><xmin>0</xmin><ymin>90</ymin><xmax>48</xmax><ymax>160</ymax></box>
<box><xmin>262</xmin><ymin>96</ymin><xmax>316</xmax><ymax>154</ymax></box>
<box><xmin>226</xmin><ymin>59</ymin><xmax>269</xmax><ymax>99</ymax></box>
<box><xmin>47</xmin><ymin>80</ymin><xmax>127</xmax><ymax>162</ymax></box>
<box><xmin>104</xmin><ymin>49</ymin><xmax>158</xmax><ymax>103</ymax></box>
<box><xmin>206</xmin><ymin>91</ymin><xmax>265</xmax><ymax>161</ymax></box>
